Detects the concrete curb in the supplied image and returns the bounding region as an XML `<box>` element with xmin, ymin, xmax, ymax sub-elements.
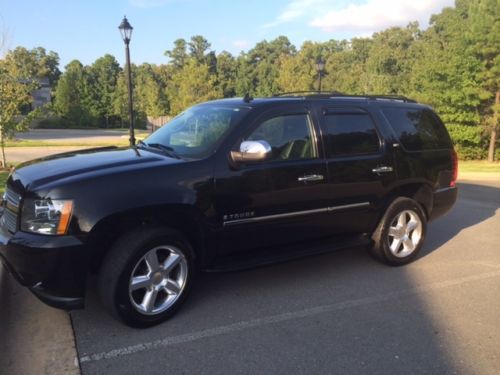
<box><xmin>0</xmin><ymin>264</ymin><xmax>81</xmax><ymax>374</ymax></box>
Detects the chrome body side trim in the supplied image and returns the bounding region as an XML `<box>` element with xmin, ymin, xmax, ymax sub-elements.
<box><xmin>434</xmin><ymin>186</ymin><xmax>456</xmax><ymax>194</ymax></box>
<box><xmin>223</xmin><ymin>202</ymin><xmax>370</xmax><ymax>226</ymax></box>
<box><xmin>327</xmin><ymin>202</ymin><xmax>370</xmax><ymax>212</ymax></box>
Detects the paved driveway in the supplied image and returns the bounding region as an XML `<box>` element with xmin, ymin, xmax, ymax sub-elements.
<box><xmin>68</xmin><ymin>180</ymin><xmax>500</xmax><ymax>375</ymax></box>
<box><xmin>1</xmin><ymin>180</ymin><xmax>499</xmax><ymax>374</ymax></box>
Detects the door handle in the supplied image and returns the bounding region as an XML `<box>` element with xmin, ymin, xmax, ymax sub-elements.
<box><xmin>298</xmin><ymin>174</ymin><xmax>324</xmax><ymax>182</ymax></box>
<box><xmin>372</xmin><ymin>166</ymin><xmax>394</xmax><ymax>174</ymax></box>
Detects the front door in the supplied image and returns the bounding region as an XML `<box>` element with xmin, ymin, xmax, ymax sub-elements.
<box><xmin>214</xmin><ymin>105</ymin><xmax>330</xmax><ymax>255</ymax></box>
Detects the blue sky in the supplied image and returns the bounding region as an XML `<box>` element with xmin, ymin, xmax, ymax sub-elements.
<box><xmin>1</xmin><ymin>0</ymin><xmax>454</xmax><ymax>68</ymax></box>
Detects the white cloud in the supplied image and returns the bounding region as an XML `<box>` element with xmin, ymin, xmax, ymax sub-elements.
<box><xmin>262</xmin><ymin>0</ymin><xmax>327</xmax><ymax>29</ymax></box>
<box><xmin>310</xmin><ymin>0</ymin><xmax>454</xmax><ymax>33</ymax></box>
<box><xmin>232</xmin><ymin>40</ymin><xmax>251</xmax><ymax>50</ymax></box>
<box><xmin>129</xmin><ymin>0</ymin><xmax>176</xmax><ymax>8</ymax></box>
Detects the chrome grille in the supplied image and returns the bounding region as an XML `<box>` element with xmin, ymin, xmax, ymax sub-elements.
<box><xmin>2</xmin><ymin>209</ymin><xmax>18</xmax><ymax>232</ymax></box>
<box><xmin>1</xmin><ymin>187</ymin><xmax>21</xmax><ymax>233</ymax></box>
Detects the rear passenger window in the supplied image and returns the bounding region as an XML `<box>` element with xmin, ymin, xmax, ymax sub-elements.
<box><xmin>323</xmin><ymin>113</ymin><xmax>380</xmax><ymax>157</ymax></box>
<box><xmin>382</xmin><ymin>108</ymin><xmax>452</xmax><ymax>151</ymax></box>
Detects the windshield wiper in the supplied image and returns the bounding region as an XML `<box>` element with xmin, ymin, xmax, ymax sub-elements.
<box><xmin>143</xmin><ymin>142</ymin><xmax>181</xmax><ymax>159</ymax></box>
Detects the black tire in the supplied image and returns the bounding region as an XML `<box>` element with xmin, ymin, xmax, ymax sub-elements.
<box><xmin>98</xmin><ymin>226</ymin><xmax>195</xmax><ymax>328</ymax></box>
<box><xmin>370</xmin><ymin>197</ymin><xmax>427</xmax><ymax>266</ymax></box>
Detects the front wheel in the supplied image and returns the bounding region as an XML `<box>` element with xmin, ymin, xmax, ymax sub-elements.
<box><xmin>98</xmin><ymin>227</ymin><xmax>195</xmax><ymax>327</ymax></box>
<box><xmin>370</xmin><ymin>197</ymin><xmax>427</xmax><ymax>266</ymax></box>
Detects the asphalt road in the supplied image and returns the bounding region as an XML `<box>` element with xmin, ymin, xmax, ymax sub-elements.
<box><xmin>15</xmin><ymin>129</ymin><xmax>137</xmax><ymax>141</ymax></box>
<box><xmin>6</xmin><ymin>129</ymin><xmax>151</xmax><ymax>164</ymax></box>
<box><xmin>6</xmin><ymin>146</ymin><xmax>94</xmax><ymax>164</ymax></box>
<box><xmin>64</xmin><ymin>180</ymin><xmax>500</xmax><ymax>375</ymax></box>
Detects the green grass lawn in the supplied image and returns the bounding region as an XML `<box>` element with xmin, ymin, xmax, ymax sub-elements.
<box><xmin>6</xmin><ymin>130</ymin><xmax>149</xmax><ymax>147</ymax></box>
<box><xmin>459</xmin><ymin>160</ymin><xmax>500</xmax><ymax>173</ymax></box>
<box><xmin>0</xmin><ymin>171</ymin><xmax>9</xmax><ymax>194</ymax></box>
<box><xmin>5</xmin><ymin>139</ymin><xmax>131</xmax><ymax>147</ymax></box>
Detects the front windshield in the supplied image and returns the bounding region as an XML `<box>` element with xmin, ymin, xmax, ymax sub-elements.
<box><xmin>143</xmin><ymin>105</ymin><xmax>250</xmax><ymax>158</ymax></box>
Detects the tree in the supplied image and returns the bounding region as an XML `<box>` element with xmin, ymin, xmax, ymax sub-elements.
<box><xmin>3</xmin><ymin>46</ymin><xmax>60</xmax><ymax>85</ymax></box>
<box><xmin>322</xmin><ymin>38</ymin><xmax>373</xmax><ymax>93</ymax></box>
<box><xmin>0</xmin><ymin>46</ymin><xmax>51</xmax><ymax>167</ymax></box>
<box><xmin>168</xmin><ymin>60</ymin><xmax>221</xmax><ymax>115</ymax></box>
<box><xmin>277</xmin><ymin>42</ymin><xmax>321</xmax><ymax>92</ymax></box>
<box><xmin>406</xmin><ymin>5</ymin><xmax>484</xmax><ymax>158</ymax></box>
<box><xmin>238</xmin><ymin>36</ymin><xmax>296</xmax><ymax>96</ymax></box>
<box><xmin>87</xmin><ymin>54</ymin><xmax>121</xmax><ymax>126</ymax></box>
<box><xmin>0</xmin><ymin>62</ymin><xmax>35</xmax><ymax>167</ymax></box>
<box><xmin>112</xmin><ymin>71</ymin><xmax>129</xmax><ymax>127</ymax></box>
<box><xmin>0</xmin><ymin>27</ymin><xmax>9</xmax><ymax>56</ymax></box>
<box><xmin>53</xmin><ymin>60</ymin><xmax>93</xmax><ymax>126</ymax></box>
<box><xmin>164</xmin><ymin>39</ymin><xmax>188</xmax><ymax>69</ymax></box>
<box><xmin>216</xmin><ymin>51</ymin><xmax>237</xmax><ymax>97</ymax></box>
<box><xmin>188</xmin><ymin>35</ymin><xmax>211</xmax><ymax>63</ymax></box>
<box><xmin>365</xmin><ymin>23</ymin><xmax>420</xmax><ymax>94</ymax></box>
<box><xmin>134</xmin><ymin>64</ymin><xmax>169</xmax><ymax>118</ymax></box>
<box><xmin>466</xmin><ymin>0</ymin><xmax>500</xmax><ymax>161</ymax></box>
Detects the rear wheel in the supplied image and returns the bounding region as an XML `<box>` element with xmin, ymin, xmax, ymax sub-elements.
<box><xmin>98</xmin><ymin>227</ymin><xmax>195</xmax><ymax>327</ymax></box>
<box><xmin>371</xmin><ymin>197</ymin><xmax>427</xmax><ymax>266</ymax></box>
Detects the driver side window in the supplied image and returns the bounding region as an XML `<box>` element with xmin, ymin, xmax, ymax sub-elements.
<box><xmin>247</xmin><ymin>114</ymin><xmax>316</xmax><ymax>161</ymax></box>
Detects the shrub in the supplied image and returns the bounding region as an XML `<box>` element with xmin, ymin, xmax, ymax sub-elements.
<box><xmin>36</xmin><ymin>117</ymin><xmax>75</xmax><ymax>129</ymax></box>
<box><xmin>446</xmin><ymin>124</ymin><xmax>489</xmax><ymax>160</ymax></box>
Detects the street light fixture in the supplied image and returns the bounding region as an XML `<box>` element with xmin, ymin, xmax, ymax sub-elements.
<box><xmin>315</xmin><ymin>58</ymin><xmax>325</xmax><ymax>92</ymax></box>
<box><xmin>118</xmin><ymin>16</ymin><xmax>135</xmax><ymax>146</ymax></box>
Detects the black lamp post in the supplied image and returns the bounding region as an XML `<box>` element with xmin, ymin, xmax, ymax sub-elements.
<box><xmin>118</xmin><ymin>16</ymin><xmax>135</xmax><ymax>146</ymax></box>
<box><xmin>315</xmin><ymin>58</ymin><xmax>325</xmax><ymax>92</ymax></box>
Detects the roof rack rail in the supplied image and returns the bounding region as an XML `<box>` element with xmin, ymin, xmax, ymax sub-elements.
<box><xmin>272</xmin><ymin>91</ymin><xmax>416</xmax><ymax>103</ymax></box>
<box><xmin>273</xmin><ymin>91</ymin><xmax>345</xmax><ymax>97</ymax></box>
<box><xmin>362</xmin><ymin>94</ymin><xmax>416</xmax><ymax>103</ymax></box>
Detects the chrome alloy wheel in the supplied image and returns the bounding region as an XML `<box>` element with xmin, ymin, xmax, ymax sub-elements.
<box><xmin>128</xmin><ymin>246</ymin><xmax>188</xmax><ymax>315</ymax></box>
<box><xmin>387</xmin><ymin>210</ymin><xmax>423</xmax><ymax>258</ymax></box>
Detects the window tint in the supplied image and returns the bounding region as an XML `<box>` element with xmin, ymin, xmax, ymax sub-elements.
<box><xmin>323</xmin><ymin>113</ymin><xmax>380</xmax><ymax>156</ymax></box>
<box><xmin>382</xmin><ymin>108</ymin><xmax>452</xmax><ymax>150</ymax></box>
<box><xmin>247</xmin><ymin>114</ymin><xmax>315</xmax><ymax>161</ymax></box>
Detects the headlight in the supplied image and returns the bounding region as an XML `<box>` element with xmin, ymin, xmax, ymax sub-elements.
<box><xmin>21</xmin><ymin>199</ymin><xmax>73</xmax><ymax>235</ymax></box>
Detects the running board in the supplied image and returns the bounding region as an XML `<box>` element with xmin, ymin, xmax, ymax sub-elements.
<box><xmin>205</xmin><ymin>234</ymin><xmax>371</xmax><ymax>272</ymax></box>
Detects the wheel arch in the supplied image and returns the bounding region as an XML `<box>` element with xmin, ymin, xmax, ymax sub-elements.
<box><xmin>86</xmin><ymin>205</ymin><xmax>211</xmax><ymax>273</ymax></box>
<box><xmin>378</xmin><ymin>182</ymin><xmax>434</xmax><ymax>225</ymax></box>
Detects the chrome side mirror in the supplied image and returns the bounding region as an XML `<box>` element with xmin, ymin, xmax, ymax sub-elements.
<box><xmin>230</xmin><ymin>140</ymin><xmax>272</xmax><ymax>163</ymax></box>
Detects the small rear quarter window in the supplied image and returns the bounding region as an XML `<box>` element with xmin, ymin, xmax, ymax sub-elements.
<box><xmin>382</xmin><ymin>107</ymin><xmax>452</xmax><ymax>151</ymax></box>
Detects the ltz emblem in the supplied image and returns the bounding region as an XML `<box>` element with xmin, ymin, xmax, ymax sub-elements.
<box><xmin>223</xmin><ymin>211</ymin><xmax>256</xmax><ymax>221</ymax></box>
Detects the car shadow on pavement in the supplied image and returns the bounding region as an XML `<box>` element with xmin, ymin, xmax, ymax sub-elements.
<box><xmin>71</xmin><ymin>181</ymin><xmax>500</xmax><ymax>374</ymax></box>
<box><xmin>420</xmin><ymin>181</ymin><xmax>500</xmax><ymax>259</ymax></box>
<box><xmin>76</xmin><ymin>246</ymin><xmax>465</xmax><ymax>374</ymax></box>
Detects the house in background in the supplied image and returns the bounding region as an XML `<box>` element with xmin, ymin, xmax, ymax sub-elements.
<box><xmin>31</xmin><ymin>77</ymin><xmax>51</xmax><ymax>108</ymax></box>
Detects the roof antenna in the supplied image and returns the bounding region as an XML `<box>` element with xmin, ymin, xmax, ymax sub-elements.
<box><xmin>243</xmin><ymin>93</ymin><xmax>253</xmax><ymax>103</ymax></box>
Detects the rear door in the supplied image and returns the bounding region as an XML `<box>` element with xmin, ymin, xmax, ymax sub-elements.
<box><xmin>318</xmin><ymin>105</ymin><xmax>398</xmax><ymax>234</ymax></box>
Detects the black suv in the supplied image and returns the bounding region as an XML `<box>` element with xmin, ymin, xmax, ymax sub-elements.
<box><xmin>0</xmin><ymin>93</ymin><xmax>458</xmax><ymax>327</ymax></box>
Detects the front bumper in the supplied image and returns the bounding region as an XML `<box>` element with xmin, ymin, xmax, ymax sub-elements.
<box><xmin>0</xmin><ymin>226</ymin><xmax>86</xmax><ymax>310</ymax></box>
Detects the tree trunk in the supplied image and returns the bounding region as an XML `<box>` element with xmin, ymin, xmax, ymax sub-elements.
<box><xmin>487</xmin><ymin>91</ymin><xmax>499</xmax><ymax>162</ymax></box>
<box><xmin>0</xmin><ymin>130</ymin><xmax>6</xmax><ymax>169</ymax></box>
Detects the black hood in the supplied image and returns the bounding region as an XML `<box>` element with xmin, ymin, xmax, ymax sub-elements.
<box><xmin>10</xmin><ymin>146</ymin><xmax>182</xmax><ymax>192</ymax></box>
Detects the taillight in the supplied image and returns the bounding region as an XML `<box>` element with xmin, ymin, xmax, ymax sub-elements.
<box><xmin>450</xmin><ymin>149</ymin><xmax>458</xmax><ymax>187</ymax></box>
